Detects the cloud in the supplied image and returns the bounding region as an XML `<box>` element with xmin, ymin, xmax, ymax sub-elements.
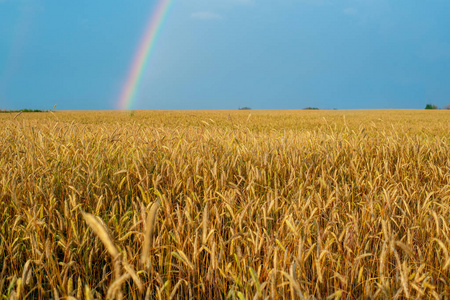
<box><xmin>191</xmin><ymin>11</ymin><xmax>223</xmax><ymax>20</ymax></box>
<box><xmin>193</xmin><ymin>0</ymin><xmax>254</xmax><ymax>6</ymax></box>
<box><xmin>295</xmin><ymin>0</ymin><xmax>333</xmax><ymax>6</ymax></box>
<box><xmin>232</xmin><ymin>0</ymin><xmax>254</xmax><ymax>4</ymax></box>
<box><xmin>343</xmin><ymin>7</ymin><xmax>358</xmax><ymax>15</ymax></box>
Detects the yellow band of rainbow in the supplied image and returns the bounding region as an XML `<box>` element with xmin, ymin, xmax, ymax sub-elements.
<box><xmin>117</xmin><ymin>0</ymin><xmax>174</xmax><ymax>110</ymax></box>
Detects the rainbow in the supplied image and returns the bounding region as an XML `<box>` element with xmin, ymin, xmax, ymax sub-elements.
<box><xmin>117</xmin><ymin>0</ymin><xmax>174</xmax><ymax>110</ymax></box>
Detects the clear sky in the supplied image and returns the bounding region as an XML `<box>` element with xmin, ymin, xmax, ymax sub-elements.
<box><xmin>1</xmin><ymin>0</ymin><xmax>450</xmax><ymax>110</ymax></box>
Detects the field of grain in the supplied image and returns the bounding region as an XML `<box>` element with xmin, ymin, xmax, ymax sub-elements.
<box><xmin>0</xmin><ymin>110</ymin><xmax>449</xmax><ymax>299</ymax></box>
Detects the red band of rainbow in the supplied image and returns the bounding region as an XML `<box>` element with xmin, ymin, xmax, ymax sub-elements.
<box><xmin>117</xmin><ymin>0</ymin><xmax>174</xmax><ymax>110</ymax></box>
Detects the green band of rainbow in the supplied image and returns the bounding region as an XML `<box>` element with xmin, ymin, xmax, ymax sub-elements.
<box><xmin>117</xmin><ymin>0</ymin><xmax>174</xmax><ymax>110</ymax></box>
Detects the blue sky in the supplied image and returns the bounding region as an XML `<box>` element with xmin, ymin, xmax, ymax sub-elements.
<box><xmin>1</xmin><ymin>0</ymin><xmax>450</xmax><ymax>110</ymax></box>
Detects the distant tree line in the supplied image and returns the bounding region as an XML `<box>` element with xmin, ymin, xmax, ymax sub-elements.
<box><xmin>0</xmin><ymin>109</ymin><xmax>47</xmax><ymax>113</ymax></box>
<box><xmin>425</xmin><ymin>104</ymin><xmax>450</xmax><ymax>110</ymax></box>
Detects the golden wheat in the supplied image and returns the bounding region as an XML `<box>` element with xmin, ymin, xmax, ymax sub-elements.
<box><xmin>0</xmin><ymin>110</ymin><xmax>448</xmax><ymax>299</ymax></box>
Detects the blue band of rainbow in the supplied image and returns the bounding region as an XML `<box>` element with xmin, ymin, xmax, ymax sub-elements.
<box><xmin>117</xmin><ymin>0</ymin><xmax>174</xmax><ymax>110</ymax></box>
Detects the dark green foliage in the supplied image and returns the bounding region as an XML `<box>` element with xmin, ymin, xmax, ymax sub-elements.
<box><xmin>425</xmin><ymin>104</ymin><xmax>437</xmax><ymax>110</ymax></box>
<box><xmin>0</xmin><ymin>109</ymin><xmax>47</xmax><ymax>113</ymax></box>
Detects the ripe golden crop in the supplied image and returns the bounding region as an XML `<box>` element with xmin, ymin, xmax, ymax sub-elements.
<box><xmin>0</xmin><ymin>110</ymin><xmax>449</xmax><ymax>299</ymax></box>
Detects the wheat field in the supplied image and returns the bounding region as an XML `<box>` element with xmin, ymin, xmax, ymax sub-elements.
<box><xmin>0</xmin><ymin>110</ymin><xmax>449</xmax><ymax>299</ymax></box>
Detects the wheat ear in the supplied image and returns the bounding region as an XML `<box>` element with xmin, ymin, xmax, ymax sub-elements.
<box><xmin>140</xmin><ymin>199</ymin><xmax>161</xmax><ymax>266</ymax></box>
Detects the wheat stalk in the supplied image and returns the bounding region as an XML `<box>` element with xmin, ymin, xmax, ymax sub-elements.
<box><xmin>140</xmin><ymin>199</ymin><xmax>161</xmax><ymax>267</ymax></box>
<box><xmin>82</xmin><ymin>212</ymin><xmax>119</xmax><ymax>258</ymax></box>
